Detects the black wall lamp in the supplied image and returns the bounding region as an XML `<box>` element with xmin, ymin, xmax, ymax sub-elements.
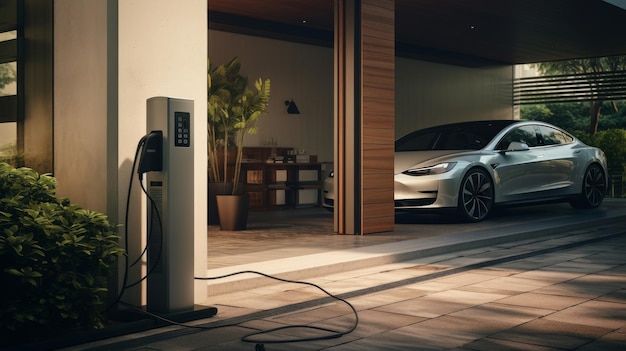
<box><xmin>285</xmin><ymin>99</ymin><xmax>300</xmax><ymax>114</ymax></box>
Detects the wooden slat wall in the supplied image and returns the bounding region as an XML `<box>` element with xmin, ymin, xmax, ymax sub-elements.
<box><xmin>360</xmin><ymin>0</ymin><xmax>394</xmax><ymax>234</ymax></box>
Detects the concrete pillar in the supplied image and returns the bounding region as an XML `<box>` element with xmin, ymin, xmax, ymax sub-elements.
<box><xmin>54</xmin><ymin>0</ymin><xmax>208</xmax><ymax>307</ymax></box>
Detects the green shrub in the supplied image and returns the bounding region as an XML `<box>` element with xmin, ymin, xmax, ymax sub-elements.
<box><xmin>0</xmin><ymin>162</ymin><xmax>123</xmax><ymax>345</ymax></box>
<box><xmin>575</xmin><ymin>129</ymin><xmax>626</xmax><ymax>174</ymax></box>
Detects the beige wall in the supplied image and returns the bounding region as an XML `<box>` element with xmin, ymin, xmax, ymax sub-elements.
<box><xmin>54</xmin><ymin>0</ymin><xmax>208</xmax><ymax>305</ymax></box>
<box><xmin>208</xmin><ymin>30</ymin><xmax>335</xmax><ymax>162</ymax></box>
<box><xmin>396</xmin><ymin>58</ymin><xmax>514</xmax><ymax>136</ymax></box>
<box><xmin>54</xmin><ymin>0</ymin><xmax>109</xmax><ymax>214</ymax></box>
<box><xmin>208</xmin><ymin>31</ymin><xmax>514</xmax><ymax>161</ymax></box>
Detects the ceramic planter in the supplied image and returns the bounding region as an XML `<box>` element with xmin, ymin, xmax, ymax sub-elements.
<box><xmin>216</xmin><ymin>194</ymin><xmax>249</xmax><ymax>230</ymax></box>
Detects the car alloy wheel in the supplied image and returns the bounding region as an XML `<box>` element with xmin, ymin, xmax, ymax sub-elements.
<box><xmin>458</xmin><ymin>168</ymin><xmax>494</xmax><ymax>222</ymax></box>
<box><xmin>571</xmin><ymin>164</ymin><xmax>605</xmax><ymax>209</ymax></box>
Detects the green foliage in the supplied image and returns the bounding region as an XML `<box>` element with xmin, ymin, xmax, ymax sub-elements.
<box><xmin>534</xmin><ymin>56</ymin><xmax>626</xmax><ymax>76</ymax></box>
<box><xmin>0</xmin><ymin>62</ymin><xmax>17</xmax><ymax>90</ymax></box>
<box><xmin>521</xmin><ymin>101</ymin><xmax>626</xmax><ymax>132</ymax></box>
<box><xmin>532</xmin><ymin>56</ymin><xmax>626</xmax><ymax>134</ymax></box>
<box><xmin>0</xmin><ymin>163</ymin><xmax>123</xmax><ymax>345</ymax></box>
<box><xmin>574</xmin><ymin>129</ymin><xmax>626</xmax><ymax>174</ymax></box>
<box><xmin>207</xmin><ymin>57</ymin><xmax>271</xmax><ymax>193</ymax></box>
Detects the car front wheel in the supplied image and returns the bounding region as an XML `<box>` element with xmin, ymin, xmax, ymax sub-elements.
<box><xmin>570</xmin><ymin>164</ymin><xmax>606</xmax><ymax>209</ymax></box>
<box><xmin>458</xmin><ymin>168</ymin><xmax>494</xmax><ymax>222</ymax></box>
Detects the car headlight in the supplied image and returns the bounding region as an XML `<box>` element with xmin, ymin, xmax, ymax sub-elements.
<box><xmin>402</xmin><ymin>162</ymin><xmax>457</xmax><ymax>176</ymax></box>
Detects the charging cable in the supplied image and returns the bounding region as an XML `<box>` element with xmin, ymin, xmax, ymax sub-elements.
<box><xmin>108</xmin><ymin>133</ymin><xmax>359</xmax><ymax>346</ymax></box>
<box><xmin>119</xmin><ymin>271</ymin><xmax>359</xmax><ymax>345</ymax></box>
<box><xmin>105</xmin><ymin>132</ymin><xmax>164</xmax><ymax>311</ymax></box>
<box><xmin>195</xmin><ymin>271</ymin><xmax>359</xmax><ymax>344</ymax></box>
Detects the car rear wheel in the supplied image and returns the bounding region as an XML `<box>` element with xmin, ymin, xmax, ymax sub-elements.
<box><xmin>458</xmin><ymin>168</ymin><xmax>494</xmax><ymax>222</ymax></box>
<box><xmin>570</xmin><ymin>164</ymin><xmax>605</xmax><ymax>209</ymax></box>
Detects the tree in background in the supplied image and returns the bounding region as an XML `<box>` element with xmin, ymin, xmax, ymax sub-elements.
<box><xmin>0</xmin><ymin>63</ymin><xmax>16</xmax><ymax>91</ymax></box>
<box><xmin>533</xmin><ymin>56</ymin><xmax>626</xmax><ymax>135</ymax></box>
<box><xmin>521</xmin><ymin>101</ymin><xmax>626</xmax><ymax>132</ymax></box>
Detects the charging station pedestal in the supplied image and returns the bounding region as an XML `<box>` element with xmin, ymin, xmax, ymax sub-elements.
<box><xmin>145</xmin><ymin>97</ymin><xmax>195</xmax><ymax>313</ymax></box>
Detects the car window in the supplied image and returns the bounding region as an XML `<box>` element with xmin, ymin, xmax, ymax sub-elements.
<box><xmin>538</xmin><ymin>125</ymin><xmax>574</xmax><ymax>146</ymax></box>
<box><xmin>496</xmin><ymin>125</ymin><xmax>539</xmax><ymax>149</ymax></box>
<box><xmin>396</xmin><ymin>120</ymin><xmax>517</xmax><ymax>152</ymax></box>
<box><xmin>395</xmin><ymin>129</ymin><xmax>441</xmax><ymax>151</ymax></box>
<box><xmin>440</xmin><ymin>127</ymin><xmax>487</xmax><ymax>150</ymax></box>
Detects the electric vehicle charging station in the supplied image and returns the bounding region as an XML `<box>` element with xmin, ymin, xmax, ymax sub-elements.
<box><xmin>145</xmin><ymin>97</ymin><xmax>195</xmax><ymax>313</ymax></box>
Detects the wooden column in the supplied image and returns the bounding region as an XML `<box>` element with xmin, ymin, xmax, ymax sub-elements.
<box><xmin>334</xmin><ymin>0</ymin><xmax>395</xmax><ymax>234</ymax></box>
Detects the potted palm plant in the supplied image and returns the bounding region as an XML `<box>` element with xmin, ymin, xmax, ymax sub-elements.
<box><xmin>208</xmin><ymin>57</ymin><xmax>271</xmax><ymax>230</ymax></box>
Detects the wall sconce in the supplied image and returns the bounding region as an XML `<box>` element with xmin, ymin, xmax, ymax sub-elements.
<box><xmin>285</xmin><ymin>100</ymin><xmax>300</xmax><ymax>114</ymax></box>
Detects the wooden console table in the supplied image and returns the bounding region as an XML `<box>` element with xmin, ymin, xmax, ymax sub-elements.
<box><xmin>242</xmin><ymin>162</ymin><xmax>324</xmax><ymax>209</ymax></box>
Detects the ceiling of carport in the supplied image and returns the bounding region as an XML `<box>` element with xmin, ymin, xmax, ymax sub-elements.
<box><xmin>208</xmin><ymin>0</ymin><xmax>626</xmax><ymax>67</ymax></box>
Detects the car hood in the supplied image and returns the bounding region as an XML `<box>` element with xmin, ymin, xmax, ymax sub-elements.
<box><xmin>394</xmin><ymin>150</ymin><xmax>469</xmax><ymax>173</ymax></box>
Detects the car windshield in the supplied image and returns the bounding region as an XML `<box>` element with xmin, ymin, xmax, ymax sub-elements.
<box><xmin>395</xmin><ymin>120</ymin><xmax>517</xmax><ymax>151</ymax></box>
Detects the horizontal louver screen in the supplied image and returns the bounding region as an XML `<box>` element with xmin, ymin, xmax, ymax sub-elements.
<box><xmin>514</xmin><ymin>70</ymin><xmax>626</xmax><ymax>105</ymax></box>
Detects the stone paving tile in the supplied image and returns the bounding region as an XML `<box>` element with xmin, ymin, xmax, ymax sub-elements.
<box><xmin>457</xmin><ymin>285</ymin><xmax>533</xmax><ymax>297</ymax></box>
<box><xmin>314</xmin><ymin>276</ymin><xmax>390</xmax><ymax>295</ymax></box>
<box><xmin>508</xmin><ymin>269</ymin><xmax>586</xmax><ymax>284</ymax></box>
<box><xmin>420</xmin><ymin>289</ymin><xmax>509</xmax><ymax>305</ymax></box>
<box><xmin>209</xmin><ymin>303</ymin><xmax>259</xmax><ymax>320</ymax></box>
<box><xmin>488</xmin><ymin>318</ymin><xmax>611</xmax><ymax>349</ymax></box>
<box><xmin>49</xmin><ymin>205</ymin><xmax>626</xmax><ymax>351</ymax></box>
<box><xmin>403</xmin><ymin>280</ymin><xmax>459</xmax><ymax>293</ymax></box>
<box><xmin>533</xmin><ymin>278</ymin><xmax>624</xmax><ymax>299</ymax></box>
<box><xmin>449</xmin><ymin>303</ymin><xmax>553</xmax><ymax>327</ymax></box>
<box><xmin>466</xmin><ymin>275</ymin><xmax>555</xmax><ymax>292</ymax></box>
<box><xmin>495</xmin><ymin>292</ymin><xmax>587</xmax><ymax>310</ymax></box>
<box><xmin>426</xmin><ymin>271</ymin><xmax>499</xmax><ymax>287</ymax></box>
<box><xmin>486</xmin><ymin>259</ymin><xmax>557</xmax><ymax>272</ymax></box>
<box><xmin>544</xmin><ymin>300</ymin><xmax>626</xmax><ymax>330</ymax></box>
<box><xmin>374</xmin><ymin>297</ymin><xmax>473</xmax><ymax>319</ymax></box>
<box><xmin>320</xmin><ymin>309</ymin><xmax>425</xmax><ymax>339</ymax></box>
<box><xmin>471</xmin><ymin>266</ymin><xmax>520</xmax><ymax>277</ymax></box>
<box><xmin>544</xmin><ymin>261</ymin><xmax>618</xmax><ymax>274</ymax></box>
<box><xmin>600</xmin><ymin>263</ymin><xmax>626</xmax><ymax>275</ymax></box>
<box><xmin>575</xmin><ymin>331</ymin><xmax>626</xmax><ymax>351</ymax></box>
<box><xmin>597</xmin><ymin>288</ymin><xmax>626</xmax><ymax>303</ymax></box>
<box><xmin>457</xmin><ymin>337</ymin><xmax>564</xmax><ymax>351</ymax></box>
<box><xmin>410</xmin><ymin>314</ymin><xmax>512</xmax><ymax>337</ymax></box>
<box><xmin>573</xmin><ymin>272</ymin><xmax>626</xmax><ymax>288</ymax></box>
<box><xmin>334</xmin><ymin>321</ymin><xmax>483</xmax><ymax>351</ymax></box>
<box><xmin>266</xmin><ymin>302</ymin><xmax>354</xmax><ymax>326</ymax></box>
<box><xmin>345</xmin><ymin>287</ymin><xmax>428</xmax><ymax>310</ymax></box>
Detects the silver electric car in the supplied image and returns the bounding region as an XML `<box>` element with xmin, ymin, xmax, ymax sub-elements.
<box><xmin>322</xmin><ymin>120</ymin><xmax>608</xmax><ymax>222</ymax></box>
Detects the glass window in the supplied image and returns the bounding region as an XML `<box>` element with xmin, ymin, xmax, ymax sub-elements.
<box><xmin>0</xmin><ymin>30</ymin><xmax>17</xmax><ymax>41</ymax></box>
<box><xmin>0</xmin><ymin>61</ymin><xmax>17</xmax><ymax>96</ymax></box>
<box><xmin>497</xmin><ymin>125</ymin><xmax>539</xmax><ymax>149</ymax></box>
<box><xmin>538</xmin><ymin>125</ymin><xmax>574</xmax><ymax>146</ymax></box>
<box><xmin>1</xmin><ymin>8</ymin><xmax>19</xmax><ymax>163</ymax></box>
<box><xmin>396</xmin><ymin>129</ymin><xmax>441</xmax><ymax>151</ymax></box>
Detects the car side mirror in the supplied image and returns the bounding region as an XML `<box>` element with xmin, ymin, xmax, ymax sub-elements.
<box><xmin>506</xmin><ymin>141</ymin><xmax>530</xmax><ymax>152</ymax></box>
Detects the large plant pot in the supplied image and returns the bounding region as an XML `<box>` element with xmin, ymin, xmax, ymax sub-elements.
<box><xmin>208</xmin><ymin>182</ymin><xmax>233</xmax><ymax>225</ymax></box>
<box><xmin>216</xmin><ymin>194</ymin><xmax>249</xmax><ymax>230</ymax></box>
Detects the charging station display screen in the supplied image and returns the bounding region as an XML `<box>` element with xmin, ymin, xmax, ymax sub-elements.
<box><xmin>174</xmin><ymin>112</ymin><xmax>191</xmax><ymax>147</ymax></box>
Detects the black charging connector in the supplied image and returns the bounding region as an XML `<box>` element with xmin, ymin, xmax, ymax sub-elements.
<box><xmin>138</xmin><ymin>131</ymin><xmax>163</xmax><ymax>175</ymax></box>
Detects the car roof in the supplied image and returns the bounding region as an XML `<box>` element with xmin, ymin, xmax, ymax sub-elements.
<box><xmin>416</xmin><ymin>120</ymin><xmax>520</xmax><ymax>133</ymax></box>
<box><xmin>395</xmin><ymin>120</ymin><xmax>547</xmax><ymax>152</ymax></box>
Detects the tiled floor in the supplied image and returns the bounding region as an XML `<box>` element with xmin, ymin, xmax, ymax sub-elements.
<box><xmin>71</xmin><ymin>224</ymin><xmax>626</xmax><ymax>350</ymax></box>
<box><xmin>206</xmin><ymin>200</ymin><xmax>623</xmax><ymax>269</ymax></box>
<box><xmin>17</xmin><ymin>199</ymin><xmax>626</xmax><ymax>350</ymax></box>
